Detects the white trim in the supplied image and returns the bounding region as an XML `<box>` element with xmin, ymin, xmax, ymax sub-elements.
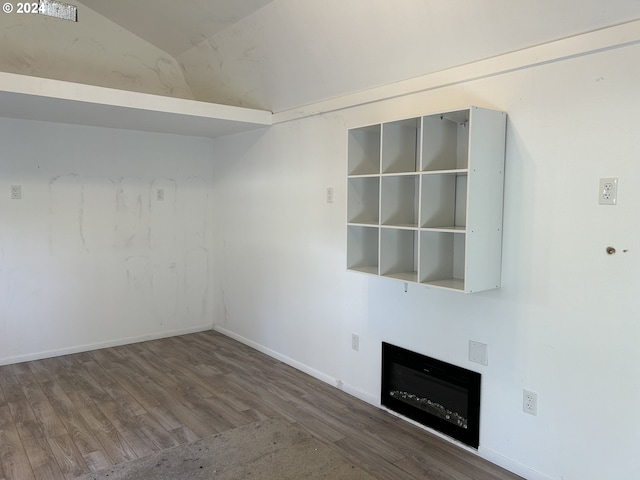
<box><xmin>213</xmin><ymin>325</ymin><xmax>378</xmax><ymax>405</ymax></box>
<box><xmin>480</xmin><ymin>447</ymin><xmax>554</xmax><ymax>480</ymax></box>
<box><xmin>272</xmin><ymin>19</ymin><xmax>640</xmax><ymax>124</ymax></box>
<box><xmin>0</xmin><ymin>324</ymin><xmax>212</xmax><ymax>366</ymax></box>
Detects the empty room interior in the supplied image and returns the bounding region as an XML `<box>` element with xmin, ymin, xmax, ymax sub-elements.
<box><xmin>1</xmin><ymin>1</ymin><xmax>639</xmax><ymax>479</ymax></box>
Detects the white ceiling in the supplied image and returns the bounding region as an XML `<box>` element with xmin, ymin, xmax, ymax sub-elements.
<box><xmin>76</xmin><ymin>0</ymin><xmax>276</xmax><ymax>57</ymax></box>
<box><xmin>47</xmin><ymin>1</ymin><xmax>640</xmax><ymax>112</ymax></box>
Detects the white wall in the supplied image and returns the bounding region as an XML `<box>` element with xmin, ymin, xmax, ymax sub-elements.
<box><xmin>210</xmin><ymin>36</ymin><xmax>640</xmax><ymax>480</ymax></box>
<box><xmin>0</xmin><ymin>119</ymin><xmax>214</xmax><ymax>364</ymax></box>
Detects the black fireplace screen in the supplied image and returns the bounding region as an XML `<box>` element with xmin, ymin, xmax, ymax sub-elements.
<box><xmin>381</xmin><ymin>342</ymin><xmax>481</xmax><ymax>448</ymax></box>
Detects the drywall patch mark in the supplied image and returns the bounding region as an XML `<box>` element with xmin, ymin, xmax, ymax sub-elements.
<box><xmin>181</xmin><ymin>176</ymin><xmax>209</xmax><ymax>249</ymax></box>
<box><xmin>80</xmin><ymin>177</ymin><xmax>116</xmax><ymax>253</ymax></box>
<box><xmin>185</xmin><ymin>247</ymin><xmax>209</xmax><ymax>323</ymax></box>
<box><xmin>49</xmin><ymin>174</ymin><xmax>83</xmax><ymax>254</ymax></box>
<box><xmin>125</xmin><ymin>255</ymin><xmax>152</xmax><ymax>312</ymax></box>
<box><xmin>151</xmin><ymin>262</ymin><xmax>178</xmax><ymax>327</ymax></box>
<box><xmin>149</xmin><ymin>178</ymin><xmax>177</xmax><ymax>251</ymax></box>
<box><xmin>116</xmin><ymin>177</ymin><xmax>146</xmax><ymax>249</ymax></box>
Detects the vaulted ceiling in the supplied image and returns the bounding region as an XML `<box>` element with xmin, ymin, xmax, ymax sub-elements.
<box><xmin>5</xmin><ymin>1</ymin><xmax>640</xmax><ymax>112</ymax></box>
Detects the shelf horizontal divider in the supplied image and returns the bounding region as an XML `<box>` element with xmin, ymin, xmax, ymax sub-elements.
<box><xmin>380</xmin><ymin>172</ymin><xmax>421</xmax><ymax>177</ymax></box>
<box><xmin>348</xmin><ymin>173</ymin><xmax>381</xmax><ymax>178</ymax></box>
<box><xmin>348</xmin><ymin>266</ymin><xmax>379</xmax><ymax>275</ymax></box>
<box><xmin>420</xmin><ymin>226</ymin><xmax>466</xmax><ymax>233</ymax></box>
<box><xmin>421</xmin><ymin>168</ymin><xmax>468</xmax><ymax>175</ymax></box>
<box><xmin>420</xmin><ymin>278</ymin><xmax>465</xmax><ymax>291</ymax></box>
<box><xmin>383</xmin><ymin>271</ymin><xmax>418</xmax><ymax>282</ymax></box>
<box><xmin>347</xmin><ymin>222</ymin><xmax>379</xmax><ymax>227</ymax></box>
<box><xmin>381</xmin><ymin>224</ymin><xmax>419</xmax><ymax>230</ymax></box>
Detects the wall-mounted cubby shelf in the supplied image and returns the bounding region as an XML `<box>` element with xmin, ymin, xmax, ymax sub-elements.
<box><xmin>346</xmin><ymin>106</ymin><xmax>506</xmax><ymax>293</ymax></box>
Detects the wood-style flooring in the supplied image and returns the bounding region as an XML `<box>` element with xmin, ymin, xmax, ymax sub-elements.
<box><xmin>0</xmin><ymin>330</ymin><xmax>522</xmax><ymax>480</ymax></box>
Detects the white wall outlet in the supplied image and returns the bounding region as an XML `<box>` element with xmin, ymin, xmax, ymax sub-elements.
<box><xmin>326</xmin><ymin>187</ymin><xmax>334</xmax><ymax>204</ymax></box>
<box><xmin>523</xmin><ymin>389</ymin><xmax>538</xmax><ymax>415</ymax></box>
<box><xmin>156</xmin><ymin>188</ymin><xmax>165</xmax><ymax>201</ymax></box>
<box><xmin>599</xmin><ymin>177</ymin><xmax>617</xmax><ymax>205</ymax></box>
<box><xmin>351</xmin><ymin>333</ymin><xmax>359</xmax><ymax>351</ymax></box>
<box><xmin>10</xmin><ymin>185</ymin><xmax>21</xmax><ymax>200</ymax></box>
<box><xmin>469</xmin><ymin>340</ymin><xmax>488</xmax><ymax>365</ymax></box>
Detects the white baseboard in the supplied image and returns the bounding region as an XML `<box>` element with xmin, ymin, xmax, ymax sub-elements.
<box><xmin>214</xmin><ymin>325</ymin><xmax>553</xmax><ymax>480</ymax></box>
<box><xmin>0</xmin><ymin>324</ymin><xmax>213</xmax><ymax>366</ymax></box>
<box><xmin>213</xmin><ymin>325</ymin><xmax>378</xmax><ymax>405</ymax></box>
<box><xmin>479</xmin><ymin>447</ymin><xmax>554</xmax><ymax>480</ymax></box>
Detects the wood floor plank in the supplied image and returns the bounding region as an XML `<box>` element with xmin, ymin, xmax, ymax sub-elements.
<box><xmin>8</xmin><ymin>363</ymin><xmax>31</xmax><ymax>376</ymax></box>
<box><xmin>333</xmin><ymin>435</ymin><xmax>415</xmax><ymax>480</ymax></box>
<box><xmin>14</xmin><ymin>373</ymin><xmax>67</xmax><ymax>439</ymax></box>
<box><xmin>0</xmin><ymin>365</ymin><xmax>13</xmax><ymax>382</ymax></box>
<box><xmin>0</xmin><ymin>406</ymin><xmax>36</xmax><ymax>480</ymax></box>
<box><xmin>38</xmin><ymin>381</ymin><xmax>109</xmax><ymax>459</ymax></box>
<box><xmin>93</xmin><ymin>400</ymin><xmax>155</xmax><ymax>458</ymax></box>
<box><xmin>64</xmin><ymin>362</ymin><xmax>113</xmax><ymax>406</ymax></box>
<box><xmin>0</xmin><ymin>383</ymin><xmax>7</xmax><ymax>409</ymax></box>
<box><xmin>47</xmin><ymin>434</ymin><xmax>88</xmax><ymax>480</ymax></box>
<box><xmin>169</xmin><ymin>425</ymin><xmax>199</xmax><ymax>445</ymax></box>
<box><xmin>15</xmin><ymin>419</ymin><xmax>65</xmax><ymax>480</ymax></box>
<box><xmin>76</xmin><ymin>363</ymin><xmax>146</xmax><ymax>417</ymax></box>
<box><xmin>0</xmin><ymin>373</ymin><xmax>36</xmax><ymax>424</ymax></box>
<box><xmin>81</xmin><ymin>450</ymin><xmax>111</xmax><ymax>473</ymax></box>
<box><xmin>75</xmin><ymin>404</ymin><xmax>137</xmax><ymax>465</ymax></box>
<box><xmin>131</xmin><ymin>413</ymin><xmax>181</xmax><ymax>451</ymax></box>
<box><xmin>26</xmin><ymin>360</ymin><xmax>53</xmax><ymax>383</ymax></box>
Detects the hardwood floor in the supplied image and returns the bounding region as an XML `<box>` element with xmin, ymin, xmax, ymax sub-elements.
<box><xmin>0</xmin><ymin>331</ymin><xmax>523</xmax><ymax>479</ymax></box>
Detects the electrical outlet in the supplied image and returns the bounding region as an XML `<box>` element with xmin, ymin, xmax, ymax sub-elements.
<box><xmin>599</xmin><ymin>177</ymin><xmax>617</xmax><ymax>205</ymax></box>
<box><xmin>156</xmin><ymin>188</ymin><xmax>165</xmax><ymax>201</ymax></box>
<box><xmin>523</xmin><ymin>389</ymin><xmax>538</xmax><ymax>415</ymax></box>
<box><xmin>351</xmin><ymin>333</ymin><xmax>359</xmax><ymax>351</ymax></box>
<box><xmin>10</xmin><ymin>185</ymin><xmax>21</xmax><ymax>200</ymax></box>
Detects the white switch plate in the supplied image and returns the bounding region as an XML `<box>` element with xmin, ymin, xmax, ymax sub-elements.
<box><xmin>469</xmin><ymin>340</ymin><xmax>488</xmax><ymax>365</ymax></box>
<box><xmin>10</xmin><ymin>185</ymin><xmax>21</xmax><ymax>200</ymax></box>
<box><xmin>351</xmin><ymin>333</ymin><xmax>359</xmax><ymax>351</ymax></box>
<box><xmin>326</xmin><ymin>187</ymin><xmax>334</xmax><ymax>204</ymax></box>
<box><xmin>599</xmin><ymin>177</ymin><xmax>617</xmax><ymax>205</ymax></box>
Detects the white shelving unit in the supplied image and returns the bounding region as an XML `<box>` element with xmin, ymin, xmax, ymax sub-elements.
<box><xmin>346</xmin><ymin>106</ymin><xmax>506</xmax><ymax>293</ymax></box>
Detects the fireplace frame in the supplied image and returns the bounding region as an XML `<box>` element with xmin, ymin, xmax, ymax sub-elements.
<box><xmin>381</xmin><ymin>342</ymin><xmax>481</xmax><ymax>448</ymax></box>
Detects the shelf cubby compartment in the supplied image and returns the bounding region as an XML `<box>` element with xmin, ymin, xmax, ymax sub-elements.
<box><xmin>347</xmin><ymin>226</ymin><xmax>379</xmax><ymax>275</ymax></box>
<box><xmin>348</xmin><ymin>177</ymin><xmax>380</xmax><ymax>225</ymax></box>
<box><xmin>419</xmin><ymin>231</ymin><xmax>466</xmax><ymax>291</ymax></box>
<box><xmin>421</xmin><ymin>110</ymin><xmax>470</xmax><ymax>172</ymax></box>
<box><xmin>380</xmin><ymin>175</ymin><xmax>419</xmax><ymax>228</ymax></box>
<box><xmin>381</xmin><ymin>118</ymin><xmax>420</xmax><ymax>173</ymax></box>
<box><xmin>348</xmin><ymin>124</ymin><xmax>381</xmax><ymax>175</ymax></box>
<box><xmin>380</xmin><ymin>228</ymin><xmax>418</xmax><ymax>282</ymax></box>
<box><xmin>420</xmin><ymin>172</ymin><xmax>467</xmax><ymax>229</ymax></box>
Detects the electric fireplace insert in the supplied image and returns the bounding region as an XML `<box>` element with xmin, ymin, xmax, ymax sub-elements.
<box><xmin>381</xmin><ymin>342</ymin><xmax>481</xmax><ymax>448</ymax></box>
